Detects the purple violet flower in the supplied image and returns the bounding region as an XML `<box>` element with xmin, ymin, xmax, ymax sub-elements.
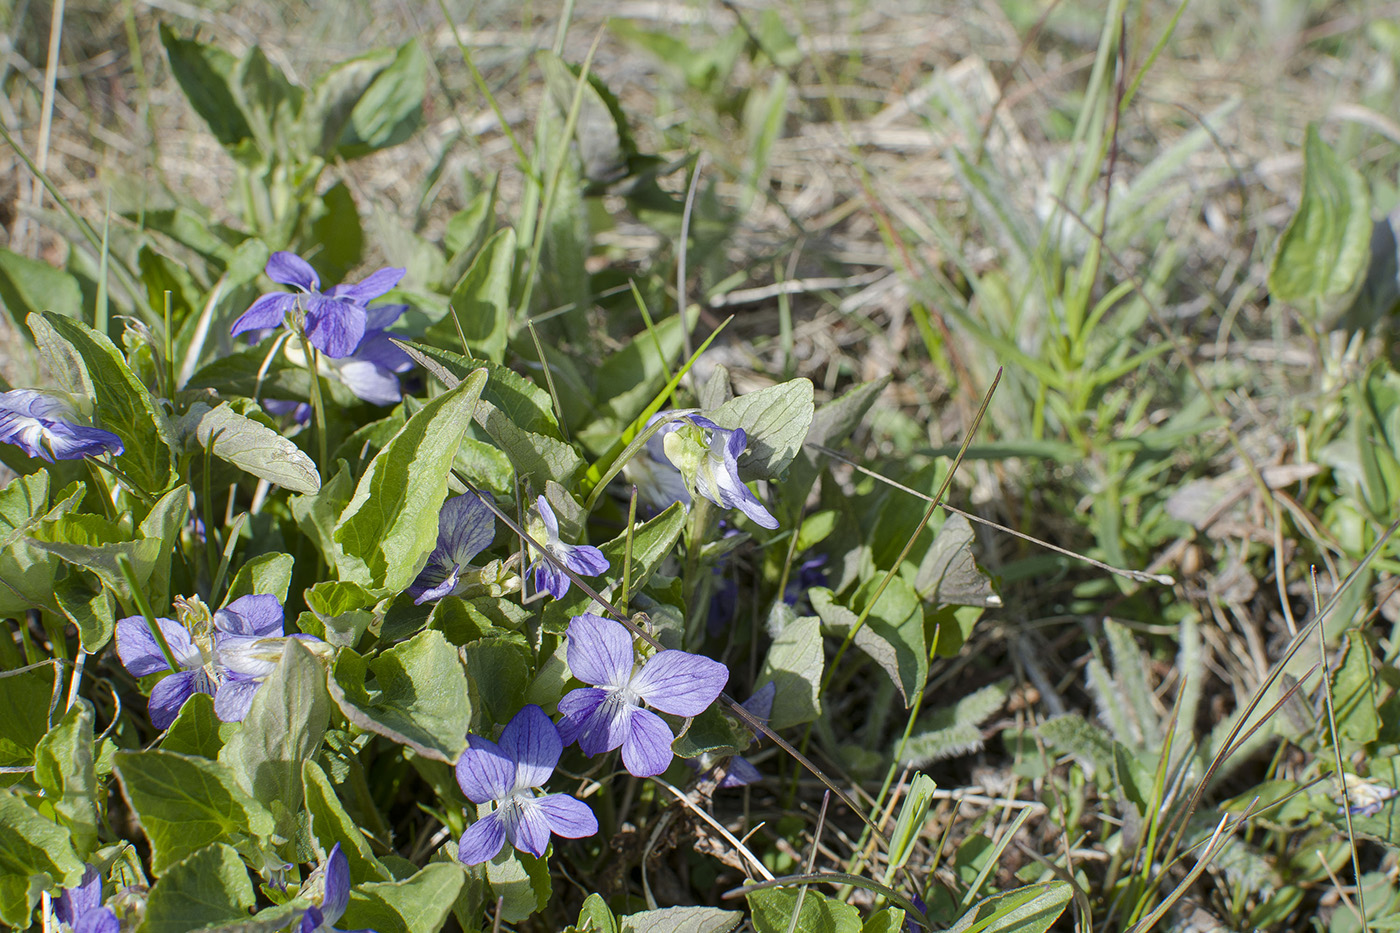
<box><xmin>408</xmin><ymin>493</ymin><xmax>497</xmax><ymax>604</ymax></box>
<box><xmin>231</xmin><ymin>251</ymin><xmax>404</xmax><ymax>359</ymax></box>
<box><xmin>558</xmin><ymin>613</ymin><xmax>729</xmax><ymax>777</ymax></box>
<box><xmin>626</xmin><ymin>414</ymin><xmax>694</xmax><ymax>514</ymax></box>
<box><xmin>527</xmin><ymin>496</ymin><xmax>609</xmax><ymax>600</ymax></box>
<box><xmin>455</xmin><ymin>705</ymin><xmax>598</xmax><ymax>865</ymax></box>
<box><xmin>328</xmin><ymin>303</ymin><xmax>415</xmax><ymax>405</ymax></box>
<box><xmin>299</xmin><ymin>843</ymin><xmax>371</xmax><ymax>933</ymax></box>
<box><xmin>54</xmin><ymin>864</ymin><xmax>118</xmax><ymax>933</ymax></box>
<box><xmin>116</xmin><ymin>594</ymin><xmax>324</xmax><ymax>727</ymax></box>
<box><xmin>0</xmin><ymin>389</ymin><xmax>123</xmax><ymax>462</ymax></box>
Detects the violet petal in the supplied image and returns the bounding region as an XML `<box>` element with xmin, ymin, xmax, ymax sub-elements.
<box><xmin>455</xmin><ymin>735</ymin><xmax>515</xmax><ymax>804</ymax></box>
<box><xmin>565</xmin><ymin>614</ymin><xmax>635</xmax><ymax>689</ymax></box>
<box><xmin>631</xmin><ymin>650</ymin><xmax>729</xmax><ymax>717</ymax></box>
<box><xmin>620</xmin><ymin>706</ymin><xmax>675</xmax><ymax>777</ymax></box>
<box><xmin>457</xmin><ymin>812</ymin><xmax>506</xmax><ymax>865</ymax></box>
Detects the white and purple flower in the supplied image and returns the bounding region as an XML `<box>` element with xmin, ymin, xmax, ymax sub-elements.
<box><xmin>299</xmin><ymin>843</ymin><xmax>370</xmax><ymax>933</ymax></box>
<box><xmin>407</xmin><ymin>493</ymin><xmax>498</xmax><ymax>604</ymax></box>
<box><xmin>0</xmin><ymin>389</ymin><xmax>123</xmax><ymax>462</ymax></box>
<box><xmin>527</xmin><ymin>496</ymin><xmax>609</xmax><ymax>600</ymax></box>
<box><xmin>231</xmin><ymin>251</ymin><xmax>404</xmax><ymax>359</ymax></box>
<box><xmin>628</xmin><ymin>411</ymin><xmax>778</xmax><ymax>529</ymax></box>
<box><xmin>558</xmin><ymin>613</ymin><xmax>729</xmax><ymax>777</ymax></box>
<box><xmin>115</xmin><ymin>594</ymin><xmax>324</xmax><ymax>728</ymax></box>
<box><xmin>54</xmin><ymin>864</ymin><xmax>117</xmax><ymax>933</ymax></box>
<box><xmin>455</xmin><ymin>705</ymin><xmax>598</xmax><ymax>865</ymax></box>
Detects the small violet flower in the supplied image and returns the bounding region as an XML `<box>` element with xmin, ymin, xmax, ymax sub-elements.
<box><xmin>630</xmin><ymin>412</ymin><xmax>778</xmax><ymax>529</ymax></box>
<box><xmin>455</xmin><ymin>705</ymin><xmax>598</xmax><ymax>865</ymax></box>
<box><xmin>299</xmin><ymin>843</ymin><xmax>371</xmax><ymax>933</ymax></box>
<box><xmin>558</xmin><ymin>613</ymin><xmax>729</xmax><ymax>777</ymax></box>
<box><xmin>527</xmin><ymin>496</ymin><xmax>609</xmax><ymax>600</ymax></box>
<box><xmin>0</xmin><ymin>389</ymin><xmax>123</xmax><ymax>462</ymax></box>
<box><xmin>116</xmin><ymin>594</ymin><xmax>324</xmax><ymax>727</ymax></box>
<box><xmin>231</xmin><ymin>251</ymin><xmax>405</xmax><ymax>359</ymax></box>
<box><xmin>408</xmin><ymin>493</ymin><xmax>497</xmax><ymax>604</ymax></box>
<box><xmin>55</xmin><ymin>864</ymin><xmax>118</xmax><ymax>933</ymax></box>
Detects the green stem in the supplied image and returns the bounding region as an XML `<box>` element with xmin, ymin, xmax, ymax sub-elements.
<box><xmin>116</xmin><ymin>553</ymin><xmax>181</xmax><ymax>674</ymax></box>
<box><xmin>303</xmin><ymin>339</ymin><xmax>330</xmax><ymax>473</ymax></box>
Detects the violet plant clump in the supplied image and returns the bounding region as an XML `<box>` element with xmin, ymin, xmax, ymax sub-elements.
<box><xmin>558</xmin><ymin>613</ymin><xmax>729</xmax><ymax>777</ymax></box>
<box><xmin>455</xmin><ymin>705</ymin><xmax>598</xmax><ymax>864</ymax></box>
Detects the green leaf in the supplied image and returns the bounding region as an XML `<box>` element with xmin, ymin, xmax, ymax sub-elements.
<box><xmin>143</xmin><ymin>843</ymin><xmax>256</xmax><ymax>933</ymax></box>
<box><xmin>195</xmin><ymin>401</ymin><xmax>321</xmax><ymax>494</ymax></box>
<box><xmin>113</xmin><ymin>749</ymin><xmax>275</xmax><ymax>873</ymax></box>
<box><xmin>711</xmin><ymin>379</ymin><xmax>815</xmax><ymax>481</ymax></box>
<box><xmin>1036</xmin><ymin>714</ymin><xmax>1115</xmax><ymax>777</ymax></box>
<box><xmin>913</xmin><ymin>514</ymin><xmax>999</xmax><ymax>609</ymax></box>
<box><xmin>811</xmin><ymin>579</ymin><xmax>925</xmax><ymax>707</ymax></box>
<box><xmin>27</xmin><ymin>513</ymin><xmax>163</xmax><ymax>605</ymax></box>
<box><xmin>1332</xmin><ymin>629</ymin><xmax>1381</xmax><ymax>747</ymax></box>
<box><xmin>586</xmin><ymin>311</ymin><xmax>690</xmax><ymax>436</ymax></box>
<box><xmin>579</xmin><ymin>893</ymin><xmax>618</xmax><ymax>933</ymax></box>
<box><xmin>0</xmin><ymin>662</ymin><xmax>60</xmax><ymax>781</ymax></box>
<box><xmin>672</xmin><ymin>705</ymin><xmax>748</xmax><ymax>759</ymax></box>
<box><xmin>185</xmin><ymin>344</ymin><xmax>357</xmax><ymax>408</ymax></box>
<box><xmin>390</xmin><ymin>340</ymin><xmax>561</xmax><ymax>438</ymax></box>
<box><xmin>945</xmin><ymin>883</ymin><xmax>1071</xmax><ymax>933</ymax></box>
<box><xmin>54</xmin><ymin>569</ymin><xmax>115</xmax><ymax>652</ymax></box>
<box><xmin>1269</xmin><ymin>125</ymin><xmax>1372</xmax><ymax>305</ymax></box>
<box><xmin>161</xmin><ymin>692</ymin><xmax>233</xmax><ymax>759</ymax></box>
<box><xmin>219</xmin><ymin>639</ymin><xmax>331</xmax><ymax>840</ymax></box>
<box><xmin>486</xmin><ymin>848</ymin><xmax>551</xmax><ymax>922</ymax></box>
<box><xmin>334</xmin><ymin>370</ymin><xmax>487</xmax><ymax>593</ymax></box>
<box><xmin>34</xmin><ymin>699</ymin><xmax>99</xmax><ymax>858</ymax></box>
<box><xmin>340</xmin><ymin>862</ymin><xmax>464</xmax><ymax>933</ymax></box>
<box><xmin>759</xmin><ymin>604</ymin><xmax>823</xmax><ymax>729</ymax></box>
<box><xmin>479</xmin><ymin>401</ymin><xmax>585</xmax><ymax>489</ymax></box>
<box><xmin>334</xmin><ymin>40</ymin><xmax>425</xmax><ymax>159</ymax></box>
<box><xmin>620</xmin><ymin>906</ymin><xmax>744</xmax><ymax>933</ymax></box>
<box><xmin>862</xmin><ymin>909</ymin><xmax>905</xmax><ymax>933</ymax></box>
<box><xmin>748</xmin><ymin>887</ymin><xmax>860</xmax><ymax>933</ymax></box>
<box><xmin>291</xmin><ymin>460</ymin><xmax>355</xmax><ymax>572</ymax></box>
<box><xmin>448</xmin><ymin>227</ymin><xmax>516</xmax><ymax>363</ymax></box>
<box><xmin>305</xmin><ymin>580</ymin><xmax>377</xmax><ymax>648</ymax></box>
<box><xmin>160</xmin><ymin>25</ymin><xmax>254</xmax><ymax>149</ymax></box>
<box><xmin>463</xmin><ymin>637</ymin><xmax>531</xmax><ymax>726</ymax></box>
<box><xmin>224</xmin><ymin>552</ymin><xmax>296</xmax><ymax>605</ymax></box>
<box><xmin>0</xmin><ymin>248</ymin><xmax>82</xmax><ymax>332</ymax></box>
<box><xmin>886</xmin><ymin>773</ymin><xmax>935</xmax><ymax>874</ymax></box>
<box><xmin>33</xmin><ymin>311</ymin><xmax>177</xmax><ymax>493</ymax></box>
<box><xmin>328</xmin><ymin>629</ymin><xmax>472</xmax><ymax>763</ymax></box>
<box><xmin>0</xmin><ymin>789</ymin><xmax>84</xmax><ymax>928</ymax></box>
<box><xmin>898</xmin><ymin>680</ymin><xmax>1011</xmax><ymax>767</ymax></box>
<box><xmin>0</xmin><ymin>471</ymin><xmax>81</xmax><ymax>616</ymax></box>
<box><xmin>310</xmin><ymin>182</ymin><xmax>365</xmax><ymax>285</ymax></box>
<box><xmin>303</xmin><ymin>760</ymin><xmax>390</xmax><ymax>883</ymax></box>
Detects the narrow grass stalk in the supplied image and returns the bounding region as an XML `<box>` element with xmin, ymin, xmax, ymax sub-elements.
<box><xmin>116</xmin><ymin>553</ymin><xmax>179</xmax><ymax>674</ymax></box>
